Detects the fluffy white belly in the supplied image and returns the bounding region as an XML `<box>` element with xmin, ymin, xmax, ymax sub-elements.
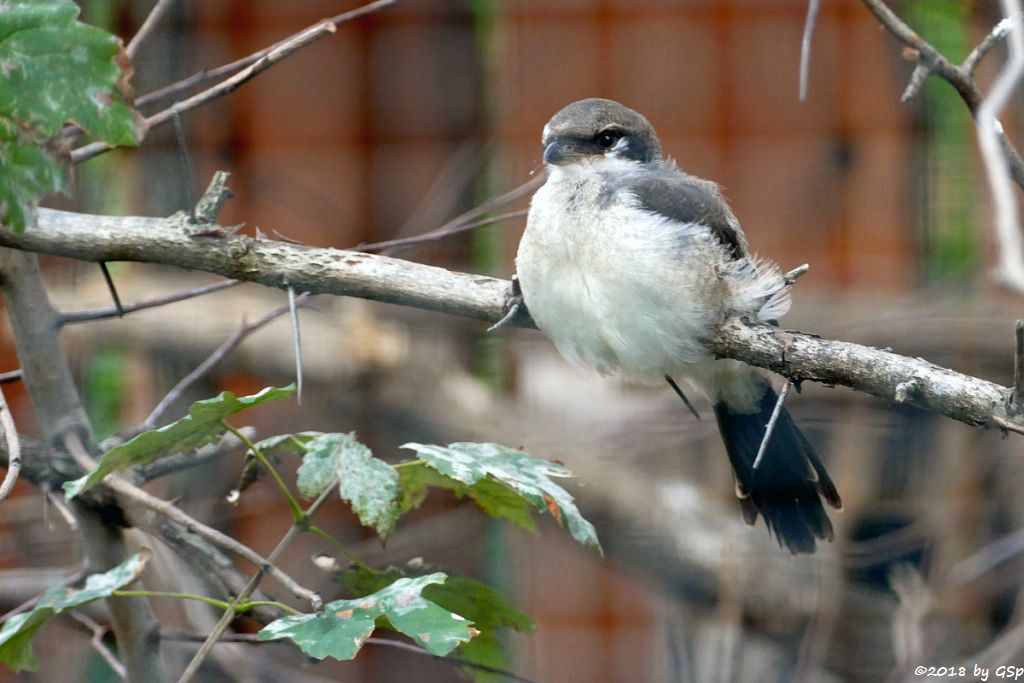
<box><xmin>516</xmin><ymin>179</ymin><xmax>720</xmax><ymax>379</ymax></box>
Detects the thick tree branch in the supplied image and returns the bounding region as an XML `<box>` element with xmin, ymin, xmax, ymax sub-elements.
<box><xmin>6</xmin><ymin>207</ymin><xmax>1021</xmax><ymax>435</ymax></box>
<box><xmin>19</xmin><ymin>208</ymin><xmax>522</xmax><ymax>325</ymax></box>
<box><xmin>0</xmin><ymin>249</ymin><xmax>166</xmax><ymax>681</ymax></box>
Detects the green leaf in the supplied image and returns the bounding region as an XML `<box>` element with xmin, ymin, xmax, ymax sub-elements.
<box><xmin>0</xmin><ymin>0</ymin><xmax>143</xmax><ymax>232</ymax></box>
<box><xmin>424</xmin><ymin>576</ymin><xmax>533</xmax><ymax>634</ymax></box>
<box><xmin>0</xmin><ymin>551</ymin><xmax>149</xmax><ymax>672</ymax></box>
<box><xmin>252</xmin><ymin>431</ymin><xmax>322</xmax><ymax>460</ymax></box>
<box><xmin>297</xmin><ymin>433</ymin><xmax>400</xmax><ymax>537</ymax></box>
<box><xmin>402</xmin><ymin>442</ymin><xmax>601</xmax><ymax>551</ymax></box>
<box><xmin>258</xmin><ymin>573</ymin><xmax>475</xmax><ymax>659</ymax></box>
<box><xmin>64</xmin><ymin>385</ymin><xmax>295</xmax><ymax>498</ymax></box>
<box><xmin>398</xmin><ymin>461</ymin><xmax>537</xmax><ymax>533</ymax></box>
<box><xmin>336</xmin><ymin>569</ymin><xmax>533</xmax><ymax>681</ymax></box>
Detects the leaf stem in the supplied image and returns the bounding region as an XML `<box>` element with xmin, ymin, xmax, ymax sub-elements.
<box><xmin>305</xmin><ymin>524</ymin><xmax>378</xmax><ymax>574</ymax></box>
<box><xmin>112</xmin><ymin>590</ymin><xmax>302</xmax><ymax>616</ymax></box>
<box><xmin>223</xmin><ymin>420</ymin><xmax>303</xmax><ymax>521</ymax></box>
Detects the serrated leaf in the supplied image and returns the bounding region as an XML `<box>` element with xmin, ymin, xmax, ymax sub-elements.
<box><xmin>402</xmin><ymin>442</ymin><xmax>601</xmax><ymax>551</ymax></box>
<box><xmin>0</xmin><ymin>551</ymin><xmax>149</xmax><ymax>672</ymax></box>
<box><xmin>0</xmin><ymin>0</ymin><xmax>143</xmax><ymax>232</ymax></box>
<box><xmin>64</xmin><ymin>385</ymin><xmax>295</xmax><ymax>498</ymax></box>
<box><xmin>336</xmin><ymin>568</ymin><xmax>533</xmax><ymax>682</ymax></box>
<box><xmin>297</xmin><ymin>433</ymin><xmax>400</xmax><ymax>537</ymax></box>
<box><xmin>258</xmin><ymin>573</ymin><xmax>475</xmax><ymax>659</ymax></box>
<box><xmin>398</xmin><ymin>461</ymin><xmax>537</xmax><ymax>533</ymax></box>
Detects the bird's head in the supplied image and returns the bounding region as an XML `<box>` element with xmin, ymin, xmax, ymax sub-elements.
<box><xmin>540</xmin><ymin>98</ymin><xmax>661</xmax><ymax>167</ymax></box>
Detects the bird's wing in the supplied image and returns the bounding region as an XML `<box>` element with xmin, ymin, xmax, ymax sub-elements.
<box><xmin>623</xmin><ymin>171</ymin><xmax>748</xmax><ymax>260</ymax></box>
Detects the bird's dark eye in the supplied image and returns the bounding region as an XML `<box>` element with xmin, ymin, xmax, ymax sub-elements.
<box><xmin>596</xmin><ymin>130</ymin><xmax>620</xmax><ymax>149</ymax></box>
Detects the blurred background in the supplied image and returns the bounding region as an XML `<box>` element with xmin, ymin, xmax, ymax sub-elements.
<box><xmin>2</xmin><ymin>0</ymin><xmax>1024</xmax><ymax>681</ymax></box>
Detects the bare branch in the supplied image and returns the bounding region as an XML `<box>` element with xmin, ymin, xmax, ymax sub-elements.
<box><xmin>975</xmin><ymin>0</ymin><xmax>1024</xmax><ymax>293</ymax></box>
<box><xmin>359</xmin><ymin>175</ymin><xmax>542</xmax><ymax>255</ymax></box>
<box><xmin>0</xmin><ymin>568</ymin><xmax>86</xmax><ymax>623</ymax></box>
<box><xmin>799</xmin><ymin>0</ymin><xmax>821</xmax><ymax>101</ymax></box>
<box><xmin>358</xmin><ymin>209</ymin><xmax>528</xmax><ymax>254</ymax></box>
<box><xmin>177</xmin><ymin>480</ymin><xmax>337</xmax><ymax>683</ymax></box>
<box><xmin>144</xmin><ymin>293</ymin><xmax>312</xmax><ymax>428</ymax></box>
<box><xmin>135</xmin><ymin>429</ymin><xmax>253</xmax><ymax>483</ymax></box>
<box><xmin>860</xmin><ymin>0</ymin><xmax>1024</xmax><ymax>293</ymax></box>
<box><xmin>0</xmin><ymin>386</ymin><xmax>22</xmax><ymax>502</ymax></box>
<box><xmin>60</xmin><ymin>279</ymin><xmax>241</xmax><ymax>325</ymax></box>
<box><xmin>963</xmin><ymin>14</ymin><xmax>1019</xmax><ymax>76</ymax></box>
<box><xmin>23</xmin><ymin>207</ymin><xmax>518</xmax><ymax>324</ymax></box>
<box><xmin>63</xmin><ymin>432</ymin><xmax>322</xmax><ymax>612</ymax></box>
<box><xmin>1014</xmin><ymin>320</ymin><xmax>1024</xmax><ymax>410</ymax></box>
<box><xmin>860</xmin><ymin>0</ymin><xmax>1024</xmax><ymax>189</ymax></box>
<box><xmin>752</xmin><ymin>381</ymin><xmax>791</xmax><ymax>470</ymax></box>
<box><xmin>287</xmin><ymin>286</ymin><xmax>304</xmax><ymax>404</ymax></box>
<box><xmin>125</xmin><ymin>0</ymin><xmax>177</xmax><ymax>60</ymax></box>
<box><xmin>72</xmin><ymin>0</ymin><xmax>399</xmax><ymax>164</ymax></box>
<box><xmin>900</xmin><ymin>63</ymin><xmax>930</xmax><ymax>103</ymax></box>
<box><xmin>69</xmin><ymin>612</ymin><xmax>128</xmax><ymax>680</ymax></box>
<box><xmin>8</xmin><ymin>206</ymin><xmax>1021</xmax><ymax>435</ymax></box>
<box><xmin>0</xmin><ymin>247</ymin><xmax>166</xmax><ymax>679</ymax></box>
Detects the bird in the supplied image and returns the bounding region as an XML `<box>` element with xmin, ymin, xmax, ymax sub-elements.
<box><xmin>515</xmin><ymin>98</ymin><xmax>841</xmax><ymax>554</ymax></box>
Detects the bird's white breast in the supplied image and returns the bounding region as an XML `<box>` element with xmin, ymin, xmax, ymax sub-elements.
<box><xmin>516</xmin><ymin>162</ymin><xmax>726</xmax><ymax>379</ymax></box>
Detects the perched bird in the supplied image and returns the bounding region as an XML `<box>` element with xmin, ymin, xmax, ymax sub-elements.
<box><xmin>515</xmin><ymin>98</ymin><xmax>841</xmax><ymax>553</ymax></box>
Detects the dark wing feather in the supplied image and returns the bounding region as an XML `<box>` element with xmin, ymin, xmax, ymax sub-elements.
<box><xmin>625</xmin><ymin>171</ymin><xmax>747</xmax><ymax>260</ymax></box>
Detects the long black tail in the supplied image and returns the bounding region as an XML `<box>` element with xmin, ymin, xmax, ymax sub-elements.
<box><xmin>712</xmin><ymin>378</ymin><xmax>841</xmax><ymax>554</ymax></box>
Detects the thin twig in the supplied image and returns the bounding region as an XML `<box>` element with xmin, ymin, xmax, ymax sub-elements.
<box><xmin>136</xmin><ymin>0</ymin><xmax>396</xmax><ymax>109</ymax></box>
<box><xmin>975</xmin><ymin>0</ymin><xmax>1024</xmax><ymax>293</ymax></box>
<box><xmin>69</xmin><ymin>612</ymin><xmax>127</xmax><ymax>680</ymax></box>
<box><xmin>0</xmin><ymin>568</ymin><xmax>86</xmax><ymax>622</ymax></box>
<box><xmin>135</xmin><ymin>429</ymin><xmax>252</xmax><ymax>483</ymax></box>
<box><xmin>900</xmin><ymin>63</ymin><xmax>930</xmax><ymax>103</ymax></box>
<box><xmin>161</xmin><ymin>631</ymin><xmax>540</xmax><ymax>683</ymax></box>
<box><xmin>44</xmin><ymin>488</ymin><xmax>79</xmax><ymax>530</ymax></box>
<box><xmin>60</xmin><ymin>279</ymin><xmax>241</xmax><ymax>325</ymax></box>
<box><xmin>994</xmin><ymin>415</ymin><xmax>1024</xmax><ymax>435</ymax></box>
<box><xmin>1013</xmin><ymin>320</ymin><xmax>1024</xmax><ymax>411</ymax></box>
<box><xmin>859</xmin><ymin>0</ymin><xmax>1024</xmax><ymax>189</ymax></box>
<box><xmin>859</xmin><ymin>0</ymin><xmax>1024</xmax><ymax>291</ymax></box>
<box><xmin>144</xmin><ymin>293</ymin><xmax>311</xmax><ymax>428</ymax></box>
<box><xmin>98</xmin><ymin>262</ymin><xmax>125</xmax><ymax>318</ymax></box>
<box><xmin>949</xmin><ymin>526</ymin><xmax>1024</xmax><ymax>584</ymax></box>
<box><xmin>665</xmin><ymin>375</ymin><xmax>701</xmax><ymax>421</ymax></box>
<box><xmin>362</xmin><ymin>637</ymin><xmax>541</xmax><ymax>683</ymax></box>
<box><xmin>963</xmin><ymin>14</ymin><xmax>1021</xmax><ymax>77</ymax></box>
<box><xmin>176</xmin><ymin>481</ymin><xmax>338</xmax><ymax>683</ymax></box>
<box><xmin>287</xmin><ymin>286</ymin><xmax>303</xmax><ymax>405</ymax></box>
<box><xmin>358</xmin><ymin>176</ymin><xmax>542</xmax><ymax>255</ymax></box>
<box><xmin>0</xmin><ymin>386</ymin><xmax>22</xmax><ymax>501</ymax></box>
<box><xmin>752</xmin><ymin>381</ymin><xmax>792</xmax><ymax>470</ymax></box>
<box><xmin>72</xmin><ymin>0</ymin><xmax>399</xmax><ymax>164</ymax></box>
<box><xmin>62</xmin><ymin>432</ymin><xmax>322</xmax><ymax>612</ymax></box>
<box><xmin>173</xmin><ymin>112</ymin><xmax>197</xmax><ymax>223</ymax></box>
<box><xmin>125</xmin><ymin>0</ymin><xmax>177</xmax><ymax>60</ymax></box>
<box><xmin>799</xmin><ymin>0</ymin><xmax>821</xmax><ymax>101</ymax></box>
<box><xmin>486</xmin><ymin>296</ymin><xmax>522</xmax><ymax>333</ymax></box>
<box><xmin>359</xmin><ymin>209</ymin><xmax>529</xmax><ymax>254</ymax></box>
<box><xmin>783</xmin><ymin>263</ymin><xmax>810</xmax><ymax>285</ymax></box>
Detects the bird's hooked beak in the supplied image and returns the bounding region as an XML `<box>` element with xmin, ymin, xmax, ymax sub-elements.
<box><xmin>543</xmin><ymin>139</ymin><xmax>578</xmax><ymax>166</ymax></box>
